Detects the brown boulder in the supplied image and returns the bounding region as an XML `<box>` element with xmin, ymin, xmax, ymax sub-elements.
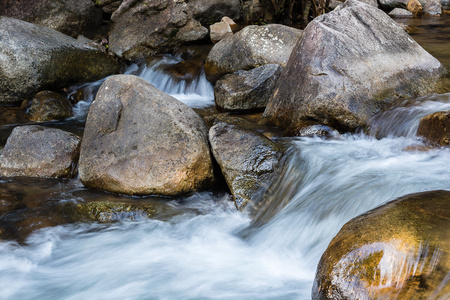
<box><xmin>417</xmin><ymin>111</ymin><xmax>450</xmax><ymax>146</ymax></box>
<box><xmin>26</xmin><ymin>91</ymin><xmax>72</xmax><ymax>122</ymax></box>
<box><xmin>313</xmin><ymin>190</ymin><xmax>450</xmax><ymax>299</ymax></box>
<box><xmin>79</xmin><ymin>75</ymin><xmax>214</xmax><ymax>196</ymax></box>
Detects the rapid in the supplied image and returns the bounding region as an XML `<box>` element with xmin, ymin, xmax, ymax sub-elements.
<box><xmin>0</xmin><ymin>14</ymin><xmax>449</xmax><ymax>300</ymax></box>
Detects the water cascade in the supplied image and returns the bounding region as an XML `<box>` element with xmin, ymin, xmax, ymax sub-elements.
<box><xmin>0</xmin><ymin>15</ymin><xmax>449</xmax><ymax>300</ymax></box>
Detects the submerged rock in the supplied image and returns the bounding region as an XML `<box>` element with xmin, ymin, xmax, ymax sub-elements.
<box><xmin>79</xmin><ymin>75</ymin><xmax>214</xmax><ymax>196</ymax></box>
<box><xmin>417</xmin><ymin>111</ymin><xmax>450</xmax><ymax>146</ymax></box>
<box><xmin>313</xmin><ymin>190</ymin><xmax>450</xmax><ymax>299</ymax></box>
<box><xmin>205</xmin><ymin>24</ymin><xmax>302</xmax><ymax>81</ymax></box>
<box><xmin>262</xmin><ymin>0</ymin><xmax>445</xmax><ymax>132</ymax></box>
<box><xmin>0</xmin><ymin>17</ymin><xmax>122</xmax><ymax>106</ymax></box>
<box><xmin>284</xmin><ymin>121</ymin><xmax>340</xmax><ymax>138</ymax></box>
<box><xmin>72</xmin><ymin>201</ymin><xmax>156</xmax><ymax>222</ymax></box>
<box><xmin>26</xmin><ymin>91</ymin><xmax>72</xmax><ymax>122</ymax></box>
<box><xmin>214</xmin><ymin>64</ymin><xmax>282</xmax><ymax>112</ymax></box>
<box><xmin>209</xmin><ymin>122</ymin><xmax>282</xmax><ymax>211</ymax></box>
<box><xmin>0</xmin><ymin>125</ymin><xmax>80</xmax><ymax>178</ymax></box>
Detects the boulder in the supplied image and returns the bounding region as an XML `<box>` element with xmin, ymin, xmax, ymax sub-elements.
<box><xmin>407</xmin><ymin>0</ymin><xmax>424</xmax><ymax>14</ymax></box>
<box><xmin>214</xmin><ymin>64</ymin><xmax>282</xmax><ymax>112</ymax></box>
<box><xmin>210</xmin><ymin>21</ymin><xmax>233</xmax><ymax>44</ymax></box>
<box><xmin>417</xmin><ymin>111</ymin><xmax>450</xmax><ymax>146</ymax></box>
<box><xmin>379</xmin><ymin>0</ymin><xmax>409</xmax><ymax>10</ymax></box>
<box><xmin>261</xmin><ymin>0</ymin><xmax>445</xmax><ymax>132</ymax></box>
<box><xmin>109</xmin><ymin>0</ymin><xmax>208</xmax><ymax>60</ymax></box>
<box><xmin>420</xmin><ymin>0</ymin><xmax>443</xmax><ymax>14</ymax></box>
<box><xmin>358</xmin><ymin>0</ymin><xmax>379</xmax><ymax>7</ymax></box>
<box><xmin>313</xmin><ymin>190</ymin><xmax>450</xmax><ymax>299</ymax></box>
<box><xmin>221</xmin><ymin>17</ymin><xmax>239</xmax><ymax>32</ymax></box>
<box><xmin>0</xmin><ymin>0</ymin><xmax>103</xmax><ymax>38</ymax></box>
<box><xmin>187</xmin><ymin>0</ymin><xmax>242</xmax><ymax>26</ymax></box>
<box><xmin>388</xmin><ymin>7</ymin><xmax>414</xmax><ymax>15</ymax></box>
<box><xmin>0</xmin><ymin>17</ymin><xmax>122</xmax><ymax>106</ymax></box>
<box><xmin>72</xmin><ymin>201</ymin><xmax>156</xmax><ymax>222</ymax></box>
<box><xmin>26</xmin><ymin>91</ymin><xmax>72</xmax><ymax>122</ymax></box>
<box><xmin>208</xmin><ymin>121</ymin><xmax>282</xmax><ymax>210</ymax></box>
<box><xmin>0</xmin><ymin>125</ymin><xmax>81</xmax><ymax>178</ymax></box>
<box><xmin>94</xmin><ymin>0</ymin><xmax>123</xmax><ymax>14</ymax></box>
<box><xmin>205</xmin><ymin>24</ymin><xmax>303</xmax><ymax>81</ymax></box>
<box><xmin>78</xmin><ymin>75</ymin><xmax>214</xmax><ymax>196</ymax></box>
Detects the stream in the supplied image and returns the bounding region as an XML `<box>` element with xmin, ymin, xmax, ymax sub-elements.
<box><xmin>0</xmin><ymin>13</ymin><xmax>449</xmax><ymax>300</ymax></box>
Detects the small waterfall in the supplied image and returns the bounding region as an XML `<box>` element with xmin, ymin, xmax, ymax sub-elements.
<box><xmin>67</xmin><ymin>55</ymin><xmax>214</xmax><ymax>122</ymax></box>
<box><xmin>368</xmin><ymin>92</ymin><xmax>450</xmax><ymax>138</ymax></box>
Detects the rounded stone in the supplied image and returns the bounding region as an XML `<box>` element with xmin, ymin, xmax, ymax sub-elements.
<box><xmin>78</xmin><ymin>75</ymin><xmax>214</xmax><ymax>196</ymax></box>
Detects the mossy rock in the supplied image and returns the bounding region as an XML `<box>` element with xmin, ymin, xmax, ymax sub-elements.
<box><xmin>313</xmin><ymin>190</ymin><xmax>450</xmax><ymax>299</ymax></box>
<box><xmin>72</xmin><ymin>201</ymin><xmax>156</xmax><ymax>222</ymax></box>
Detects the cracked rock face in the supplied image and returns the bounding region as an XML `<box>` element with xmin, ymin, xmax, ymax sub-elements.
<box><xmin>208</xmin><ymin>121</ymin><xmax>282</xmax><ymax>211</ymax></box>
<box><xmin>78</xmin><ymin>75</ymin><xmax>214</xmax><ymax>196</ymax></box>
<box><xmin>261</xmin><ymin>0</ymin><xmax>445</xmax><ymax>132</ymax></box>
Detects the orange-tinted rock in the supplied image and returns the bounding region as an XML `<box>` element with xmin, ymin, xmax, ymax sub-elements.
<box><xmin>407</xmin><ymin>0</ymin><xmax>423</xmax><ymax>15</ymax></box>
<box><xmin>417</xmin><ymin>111</ymin><xmax>450</xmax><ymax>146</ymax></box>
<box><xmin>313</xmin><ymin>190</ymin><xmax>450</xmax><ymax>299</ymax></box>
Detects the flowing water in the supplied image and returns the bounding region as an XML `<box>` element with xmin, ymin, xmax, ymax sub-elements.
<box><xmin>0</xmin><ymin>14</ymin><xmax>449</xmax><ymax>300</ymax></box>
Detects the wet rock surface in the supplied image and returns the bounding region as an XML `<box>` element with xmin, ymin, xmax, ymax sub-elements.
<box><xmin>0</xmin><ymin>0</ymin><xmax>103</xmax><ymax>38</ymax></box>
<box><xmin>109</xmin><ymin>0</ymin><xmax>208</xmax><ymax>60</ymax></box>
<box><xmin>417</xmin><ymin>111</ymin><xmax>450</xmax><ymax>146</ymax></box>
<box><xmin>208</xmin><ymin>122</ymin><xmax>282</xmax><ymax>211</ymax></box>
<box><xmin>0</xmin><ymin>17</ymin><xmax>122</xmax><ymax>106</ymax></box>
<box><xmin>25</xmin><ymin>91</ymin><xmax>72</xmax><ymax>122</ymax></box>
<box><xmin>313</xmin><ymin>190</ymin><xmax>450</xmax><ymax>299</ymax></box>
<box><xmin>79</xmin><ymin>75</ymin><xmax>214</xmax><ymax>196</ymax></box>
<box><xmin>262</xmin><ymin>0</ymin><xmax>445</xmax><ymax>132</ymax></box>
<box><xmin>0</xmin><ymin>125</ymin><xmax>81</xmax><ymax>178</ymax></box>
<box><xmin>205</xmin><ymin>24</ymin><xmax>303</xmax><ymax>81</ymax></box>
<box><xmin>214</xmin><ymin>64</ymin><xmax>282</xmax><ymax>112</ymax></box>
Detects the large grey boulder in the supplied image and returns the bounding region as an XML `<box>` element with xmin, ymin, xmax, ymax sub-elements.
<box><xmin>0</xmin><ymin>17</ymin><xmax>122</xmax><ymax>106</ymax></box>
<box><xmin>109</xmin><ymin>0</ymin><xmax>208</xmax><ymax>60</ymax></box>
<box><xmin>214</xmin><ymin>64</ymin><xmax>282</xmax><ymax>111</ymax></box>
<box><xmin>0</xmin><ymin>125</ymin><xmax>81</xmax><ymax>178</ymax></box>
<box><xmin>205</xmin><ymin>24</ymin><xmax>303</xmax><ymax>81</ymax></box>
<box><xmin>0</xmin><ymin>0</ymin><xmax>103</xmax><ymax>38</ymax></box>
<box><xmin>79</xmin><ymin>75</ymin><xmax>214</xmax><ymax>196</ymax></box>
<box><xmin>313</xmin><ymin>190</ymin><xmax>450</xmax><ymax>299</ymax></box>
<box><xmin>209</xmin><ymin>121</ymin><xmax>282</xmax><ymax>211</ymax></box>
<box><xmin>262</xmin><ymin>0</ymin><xmax>445</xmax><ymax>132</ymax></box>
